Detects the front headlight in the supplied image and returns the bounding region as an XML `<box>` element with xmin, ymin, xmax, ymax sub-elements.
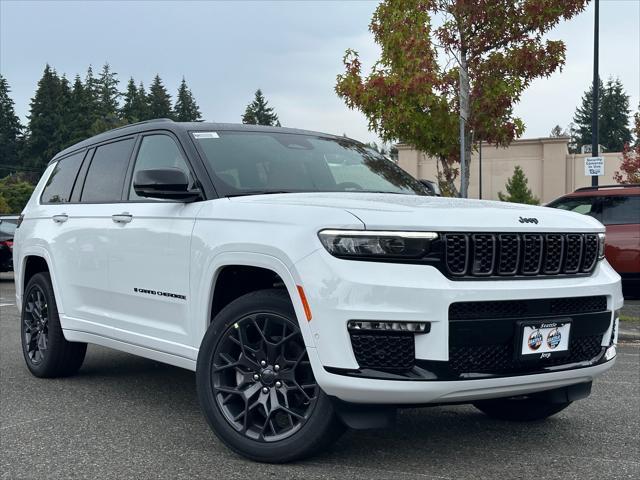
<box><xmin>318</xmin><ymin>229</ymin><xmax>438</xmax><ymax>259</ymax></box>
<box><xmin>598</xmin><ymin>232</ymin><xmax>606</xmax><ymax>260</ymax></box>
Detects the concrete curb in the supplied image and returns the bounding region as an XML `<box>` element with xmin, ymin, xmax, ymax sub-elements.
<box><xmin>618</xmin><ymin>321</ymin><xmax>640</xmax><ymax>343</ymax></box>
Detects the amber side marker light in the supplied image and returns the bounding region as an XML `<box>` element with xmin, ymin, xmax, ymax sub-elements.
<box><xmin>297</xmin><ymin>285</ymin><xmax>312</xmax><ymax>322</ymax></box>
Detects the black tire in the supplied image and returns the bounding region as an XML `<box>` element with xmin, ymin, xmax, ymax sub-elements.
<box><xmin>473</xmin><ymin>396</ymin><xmax>572</xmax><ymax>421</ymax></box>
<box><xmin>196</xmin><ymin>289</ymin><xmax>344</xmax><ymax>463</ymax></box>
<box><xmin>21</xmin><ymin>272</ymin><xmax>87</xmax><ymax>378</ymax></box>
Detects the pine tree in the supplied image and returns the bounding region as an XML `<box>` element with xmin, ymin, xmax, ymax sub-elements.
<box><xmin>57</xmin><ymin>75</ymin><xmax>73</xmax><ymax>148</ymax></box>
<box><xmin>134</xmin><ymin>82</ymin><xmax>151</xmax><ymax>121</ymax></box>
<box><xmin>0</xmin><ymin>74</ymin><xmax>24</xmax><ymax>177</ymax></box>
<box><xmin>549</xmin><ymin>125</ymin><xmax>567</xmax><ymax>137</ymax></box>
<box><xmin>84</xmin><ymin>65</ymin><xmax>100</xmax><ymax>112</ymax></box>
<box><xmin>573</xmin><ymin>77</ymin><xmax>632</xmax><ymax>152</ymax></box>
<box><xmin>120</xmin><ymin>77</ymin><xmax>140</xmax><ymax>123</ymax></box>
<box><xmin>25</xmin><ymin>65</ymin><xmax>66</xmax><ymax>172</ymax></box>
<box><xmin>600</xmin><ymin>78</ymin><xmax>632</xmax><ymax>152</ymax></box>
<box><xmin>147</xmin><ymin>75</ymin><xmax>173</xmax><ymax>119</ymax></box>
<box><xmin>173</xmin><ymin>78</ymin><xmax>202</xmax><ymax>121</ymax></box>
<box><xmin>498</xmin><ymin>166</ymin><xmax>540</xmax><ymax>205</ymax></box>
<box><xmin>90</xmin><ymin>63</ymin><xmax>122</xmax><ymax>134</ymax></box>
<box><xmin>573</xmin><ymin>78</ymin><xmax>603</xmax><ymax>152</ymax></box>
<box><xmin>242</xmin><ymin>89</ymin><xmax>280</xmax><ymax>126</ymax></box>
<box><xmin>67</xmin><ymin>75</ymin><xmax>94</xmax><ymax>144</ymax></box>
<box><xmin>95</xmin><ymin>63</ymin><xmax>120</xmax><ymax>119</ymax></box>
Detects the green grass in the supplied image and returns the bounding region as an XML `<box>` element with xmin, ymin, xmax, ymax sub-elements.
<box><xmin>620</xmin><ymin>315</ymin><xmax>640</xmax><ymax>323</ymax></box>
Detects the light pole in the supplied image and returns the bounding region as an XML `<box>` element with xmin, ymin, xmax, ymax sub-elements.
<box><xmin>591</xmin><ymin>0</ymin><xmax>599</xmax><ymax>187</ymax></box>
<box><xmin>478</xmin><ymin>139</ymin><xmax>482</xmax><ymax>199</ymax></box>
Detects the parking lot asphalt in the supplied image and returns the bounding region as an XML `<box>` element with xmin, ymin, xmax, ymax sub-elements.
<box><xmin>1</xmin><ymin>272</ymin><xmax>639</xmax><ymax>480</ymax></box>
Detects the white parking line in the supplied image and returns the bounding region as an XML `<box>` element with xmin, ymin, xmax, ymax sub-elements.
<box><xmin>0</xmin><ymin>303</ymin><xmax>15</xmax><ymax>307</ymax></box>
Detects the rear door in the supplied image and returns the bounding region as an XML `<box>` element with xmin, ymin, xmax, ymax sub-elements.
<box><xmin>105</xmin><ymin>132</ymin><xmax>202</xmax><ymax>355</ymax></box>
<box><xmin>37</xmin><ymin>149</ymin><xmax>94</xmax><ymax>322</ymax></box>
<box><xmin>57</xmin><ymin>137</ymin><xmax>137</xmax><ymax>333</ymax></box>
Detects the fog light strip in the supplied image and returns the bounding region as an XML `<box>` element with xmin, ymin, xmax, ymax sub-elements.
<box><xmin>347</xmin><ymin>320</ymin><xmax>430</xmax><ymax>334</ymax></box>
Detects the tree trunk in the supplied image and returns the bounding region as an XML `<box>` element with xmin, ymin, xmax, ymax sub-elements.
<box><xmin>458</xmin><ymin>50</ymin><xmax>471</xmax><ymax>198</ymax></box>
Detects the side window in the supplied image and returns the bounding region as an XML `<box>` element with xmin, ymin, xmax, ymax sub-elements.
<box><xmin>550</xmin><ymin>197</ymin><xmax>600</xmax><ymax>219</ymax></box>
<box><xmin>41</xmin><ymin>151</ymin><xmax>85</xmax><ymax>204</ymax></box>
<box><xmin>602</xmin><ymin>196</ymin><xmax>640</xmax><ymax>225</ymax></box>
<box><xmin>81</xmin><ymin>138</ymin><xmax>135</xmax><ymax>203</ymax></box>
<box><xmin>129</xmin><ymin>134</ymin><xmax>193</xmax><ymax>201</ymax></box>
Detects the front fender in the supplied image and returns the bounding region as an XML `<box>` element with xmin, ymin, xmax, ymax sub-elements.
<box><xmin>191</xmin><ymin>250</ymin><xmax>316</xmax><ymax>351</ymax></box>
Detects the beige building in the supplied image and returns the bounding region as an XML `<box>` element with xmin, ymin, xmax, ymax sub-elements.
<box><xmin>397</xmin><ymin>137</ymin><xmax>625</xmax><ymax>204</ymax></box>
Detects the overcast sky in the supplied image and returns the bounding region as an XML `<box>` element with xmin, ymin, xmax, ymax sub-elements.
<box><xmin>1</xmin><ymin>0</ymin><xmax>638</xmax><ymax>146</ymax></box>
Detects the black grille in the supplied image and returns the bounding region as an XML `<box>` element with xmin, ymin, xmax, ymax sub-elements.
<box><xmin>447</xmin><ymin>297</ymin><xmax>609</xmax><ymax>376</ymax></box>
<box><xmin>549</xmin><ymin>296</ymin><xmax>607</xmax><ymax>316</ymax></box>
<box><xmin>582</xmin><ymin>234</ymin><xmax>599</xmax><ymax>271</ymax></box>
<box><xmin>444</xmin><ymin>234</ymin><xmax>468</xmax><ymax>275</ymax></box>
<box><xmin>497</xmin><ymin>234</ymin><xmax>520</xmax><ymax>274</ymax></box>
<box><xmin>449</xmin><ymin>335</ymin><xmax>603</xmax><ymax>375</ymax></box>
<box><xmin>350</xmin><ymin>332</ymin><xmax>414</xmax><ymax>371</ymax></box>
<box><xmin>543</xmin><ymin>234</ymin><xmax>564</xmax><ymax>274</ymax></box>
<box><xmin>564</xmin><ymin>234</ymin><xmax>583</xmax><ymax>273</ymax></box>
<box><xmin>443</xmin><ymin>232</ymin><xmax>599</xmax><ymax>278</ymax></box>
<box><xmin>471</xmin><ymin>234</ymin><xmax>496</xmax><ymax>275</ymax></box>
<box><xmin>449</xmin><ymin>296</ymin><xmax>607</xmax><ymax>320</ymax></box>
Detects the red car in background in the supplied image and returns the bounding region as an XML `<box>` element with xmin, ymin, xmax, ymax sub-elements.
<box><xmin>547</xmin><ymin>184</ymin><xmax>640</xmax><ymax>298</ymax></box>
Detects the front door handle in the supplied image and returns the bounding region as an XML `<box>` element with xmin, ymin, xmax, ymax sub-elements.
<box><xmin>112</xmin><ymin>213</ymin><xmax>133</xmax><ymax>224</ymax></box>
<box><xmin>52</xmin><ymin>214</ymin><xmax>68</xmax><ymax>223</ymax></box>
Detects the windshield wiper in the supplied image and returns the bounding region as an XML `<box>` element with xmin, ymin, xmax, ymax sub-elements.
<box><xmin>355</xmin><ymin>190</ymin><xmax>415</xmax><ymax>195</ymax></box>
<box><xmin>225</xmin><ymin>190</ymin><xmax>295</xmax><ymax>198</ymax></box>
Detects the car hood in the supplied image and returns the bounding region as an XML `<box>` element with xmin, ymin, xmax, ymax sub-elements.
<box><xmin>229</xmin><ymin>192</ymin><xmax>604</xmax><ymax>232</ymax></box>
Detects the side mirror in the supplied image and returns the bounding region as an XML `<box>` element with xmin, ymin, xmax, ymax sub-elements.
<box><xmin>133</xmin><ymin>168</ymin><xmax>201</xmax><ymax>201</ymax></box>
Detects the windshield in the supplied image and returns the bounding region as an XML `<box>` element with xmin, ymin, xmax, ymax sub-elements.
<box><xmin>192</xmin><ymin>131</ymin><xmax>426</xmax><ymax>196</ymax></box>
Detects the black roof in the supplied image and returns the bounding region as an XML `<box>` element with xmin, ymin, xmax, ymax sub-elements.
<box><xmin>50</xmin><ymin>119</ymin><xmax>344</xmax><ymax>163</ymax></box>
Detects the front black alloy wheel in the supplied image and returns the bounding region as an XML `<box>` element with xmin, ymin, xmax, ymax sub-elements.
<box><xmin>212</xmin><ymin>311</ymin><xmax>318</xmax><ymax>442</ymax></box>
<box><xmin>197</xmin><ymin>289</ymin><xmax>344</xmax><ymax>463</ymax></box>
<box><xmin>21</xmin><ymin>272</ymin><xmax>87</xmax><ymax>378</ymax></box>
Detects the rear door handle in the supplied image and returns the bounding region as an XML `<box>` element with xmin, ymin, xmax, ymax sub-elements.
<box><xmin>52</xmin><ymin>214</ymin><xmax>68</xmax><ymax>223</ymax></box>
<box><xmin>112</xmin><ymin>213</ymin><xmax>133</xmax><ymax>224</ymax></box>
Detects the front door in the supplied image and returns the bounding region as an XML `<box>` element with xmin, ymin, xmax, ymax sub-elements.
<box><xmin>106</xmin><ymin>133</ymin><xmax>202</xmax><ymax>357</ymax></box>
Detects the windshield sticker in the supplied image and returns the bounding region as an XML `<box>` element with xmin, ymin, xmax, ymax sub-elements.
<box><xmin>193</xmin><ymin>132</ymin><xmax>219</xmax><ymax>139</ymax></box>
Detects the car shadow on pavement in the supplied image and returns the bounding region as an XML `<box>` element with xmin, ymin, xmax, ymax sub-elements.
<box><xmin>73</xmin><ymin>346</ymin><xmax>591</xmax><ymax>466</ymax></box>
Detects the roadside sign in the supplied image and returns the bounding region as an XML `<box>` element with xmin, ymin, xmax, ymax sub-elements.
<box><xmin>585</xmin><ymin>156</ymin><xmax>604</xmax><ymax>176</ymax></box>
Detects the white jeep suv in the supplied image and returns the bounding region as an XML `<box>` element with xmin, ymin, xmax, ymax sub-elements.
<box><xmin>13</xmin><ymin>119</ymin><xmax>622</xmax><ymax>462</ymax></box>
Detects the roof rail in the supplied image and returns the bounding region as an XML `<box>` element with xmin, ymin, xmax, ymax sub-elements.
<box><xmin>575</xmin><ymin>183</ymin><xmax>640</xmax><ymax>192</ymax></box>
<box><xmin>106</xmin><ymin>118</ymin><xmax>174</xmax><ymax>134</ymax></box>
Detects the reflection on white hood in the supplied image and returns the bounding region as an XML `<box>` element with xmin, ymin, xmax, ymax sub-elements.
<box><xmin>230</xmin><ymin>192</ymin><xmax>604</xmax><ymax>233</ymax></box>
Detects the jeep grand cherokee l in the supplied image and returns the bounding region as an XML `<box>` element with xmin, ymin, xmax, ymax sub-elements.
<box><xmin>13</xmin><ymin>119</ymin><xmax>623</xmax><ymax>463</ymax></box>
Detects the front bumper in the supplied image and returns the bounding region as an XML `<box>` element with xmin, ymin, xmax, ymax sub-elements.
<box><xmin>294</xmin><ymin>249</ymin><xmax>623</xmax><ymax>404</ymax></box>
<box><xmin>308</xmin><ymin>346</ymin><xmax>615</xmax><ymax>404</ymax></box>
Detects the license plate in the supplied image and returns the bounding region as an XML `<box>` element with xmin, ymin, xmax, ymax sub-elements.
<box><xmin>518</xmin><ymin>320</ymin><xmax>571</xmax><ymax>361</ymax></box>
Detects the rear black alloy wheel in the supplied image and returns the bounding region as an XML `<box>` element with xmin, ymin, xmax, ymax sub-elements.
<box><xmin>20</xmin><ymin>272</ymin><xmax>87</xmax><ymax>378</ymax></box>
<box><xmin>23</xmin><ymin>285</ymin><xmax>49</xmax><ymax>365</ymax></box>
<box><xmin>197</xmin><ymin>289</ymin><xmax>344</xmax><ymax>463</ymax></box>
<box><xmin>212</xmin><ymin>312</ymin><xmax>318</xmax><ymax>442</ymax></box>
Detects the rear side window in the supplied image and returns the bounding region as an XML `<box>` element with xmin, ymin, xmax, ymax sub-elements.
<box><xmin>41</xmin><ymin>151</ymin><xmax>85</xmax><ymax>204</ymax></box>
<box><xmin>548</xmin><ymin>196</ymin><xmax>600</xmax><ymax>220</ymax></box>
<box><xmin>81</xmin><ymin>138</ymin><xmax>135</xmax><ymax>203</ymax></box>
<box><xmin>602</xmin><ymin>196</ymin><xmax>640</xmax><ymax>225</ymax></box>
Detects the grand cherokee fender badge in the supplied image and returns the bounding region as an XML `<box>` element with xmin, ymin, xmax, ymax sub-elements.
<box><xmin>134</xmin><ymin>287</ymin><xmax>186</xmax><ymax>300</ymax></box>
<box><xmin>519</xmin><ymin>216</ymin><xmax>538</xmax><ymax>224</ymax></box>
